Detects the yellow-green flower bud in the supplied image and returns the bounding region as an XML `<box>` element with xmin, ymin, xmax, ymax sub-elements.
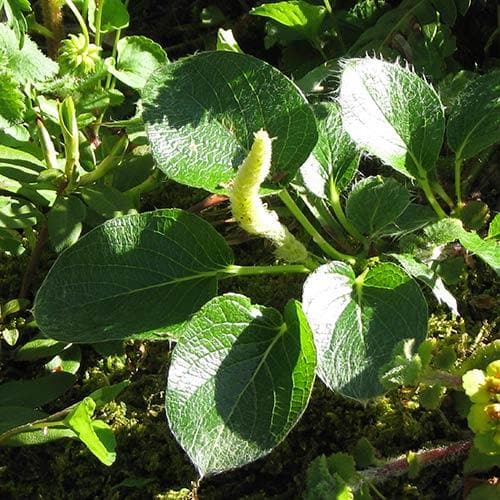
<box><xmin>59</xmin><ymin>33</ymin><xmax>101</xmax><ymax>75</ymax></box>
<box><xmin>230</xmin><ymin>130</ymin><xmax>309</xmax><ymax>263</ymax></box>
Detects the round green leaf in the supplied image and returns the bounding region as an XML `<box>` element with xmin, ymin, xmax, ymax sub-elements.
<box><xmin>302</xmin><ymin>262</ymin><xmax>428</xmax><ymax>401</ymax></box>
<box><xmin>345</xmin><ymin>176</ymin><xmax>411</xmax><ymax>237</ymax></box>
<box><xmin>34</xmin><ymin>209</ymin><xmax>234</xmax><ymax>343</ymax></box>
<box><xmin>107</xmin><ymin>35</ymin><xmax>168</xmax><ymax>90</ymax></box>
<box><xmin>166</xmin><ymin>294</ymin><xmax>316</xmax><ymax>477</ymax></box>
<box><xmin>0</xmin><ymin>195</ymin><xmax>41</xmax><ymax>229</ymax></box>
<box><xmin>338</xmin><ymin>57</ymin><xmax>445</xmax><ymax>179</ymax></box>
<box><xmin>142</xmin><ymin>51</ymin><xmax>317</xmax><ymax>193</ymax></box>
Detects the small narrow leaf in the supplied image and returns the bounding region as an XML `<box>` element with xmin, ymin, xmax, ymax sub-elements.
<box><xmin>345</xmin><ymin>176</ymin><xmax>411</xmax><ymax>237</ymax></box>
<box><xmin>300</xmin><ymin>102</ymin><xmax>359</xmax><ymax>199</ymax></box>
<box><xmin>34</xmin><ymin>209</ymin><xmax>234</xmax><ymax>343</ymax></box>
<box><xmin>15</xmin><ymin>335</ymin><xmax>67</xmax><ymax>361</ymax></box>
<box><xmin>89</xmin><ymin>381</ymin><xmax>130</xmax><ymax>409</ymax></box>
<box><xmin>1</xmin><ymin>427</ymin><xmax>76</xmax><ymax>446</ymax></box>
<box><xmin>447</xmin><ymin>71</ymin><xmax>500</xmax><ymax>162</ymax></box>
<box><xmin>0</xmin><ymin>406</ymin><xmax>47</xmax><ymax>434</ymax></box>
<box><xmin>216</xmin><ymin>29</ymin><xmax>243</xmax><ymax>53</ymax></box>
<box><xmin>302</xmin><ymin>262</ymin><xmax>428</xmax><ymax>400</ymax></box>
<box><xmin>166</xmin><ymin>294</ymin><xmax>316</xmax><ymax>476</ymax></box>
<box><xmin>142</xmin><ymin>51</ymin><xmax>317</xmax><ymax>192</ymax></box>
<box><xmin>338</xmin><ymin>57</ymin><xmax>445</xmax><ymax>179</ymax></box>
<box><xmin>0</xmin><ymin>372</ymin><xmax>76</xmax><ymax>408</ymax></box>
<box><xmin>63</xmin><ymin>397</ymin><xmax>116</xmax><ymax>466</ymax></box>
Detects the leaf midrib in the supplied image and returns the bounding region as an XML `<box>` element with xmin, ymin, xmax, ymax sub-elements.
<box><xmin>203</xmin><ymin>321</ymin><xmax>287</xmax><ymax>471</ymax></box>
<box><xmin>35</xmin><ymin>268</ymin><xmax>223</xmax><ymax>312</ymax></box>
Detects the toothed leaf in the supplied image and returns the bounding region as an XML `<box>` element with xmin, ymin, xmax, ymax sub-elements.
<box><xmin>338</xmin><ymin>57</ymin><xmax>445</xmax><ymax>180</ymax></box>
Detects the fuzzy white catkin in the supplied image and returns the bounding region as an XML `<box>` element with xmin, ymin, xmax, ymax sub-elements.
<box><xmin>230</xmin><ymin>130</ymin><xmax>309</xmax><ymax>263</ymax></box>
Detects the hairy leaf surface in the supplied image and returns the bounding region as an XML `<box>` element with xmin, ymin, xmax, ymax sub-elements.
<box><xmin>300</xmin><ymin>102</ymin><xmax>359</xmax><ymax>199</ymax></box>
<box><xmin>34</xmin><ymin>210</ymin><xmax>234</xmax><ymax>343</ymax></box>
<box><xmin>0</xmin><ymin>23</ymin><xmax>58</xmax><ymax>84</ymax></box>
<box><xmin>424</xmin><ymin>218</ymin><xmax>500</xmax><ymax>274</ymax></box>
<box><xmin>0</xmin><ymin>70</ymin><xmax>25</xmax><ymax>125</ymax></box>
<box><xmin>302</xmin><ymin>262</ymin><xmax>427</xmax><ymax>400</ymax></box>
<box><xmin>391</xmin><ymin>253</ymin><xmax>458</xmax><ymax>315</ymax></box>
<box><xmin>338</xmin><ymin>57</ymin><xmax>445</xmax><ymax>180</ymax></box>
<box><xmin>345</xmin><ymin>176</ymin><xmax>411</xmax><ymax>237</ymax></box>
<box><xmin>447</xmin><ymin>71</ymin><xmax>500</xmax><ymax>161</ymax></box>
<box><xmin>166</xmin><ymin>294</ymin><xmax>316</xmax><ymax>476</ymax></box>
<box><xmin>142</xmin><ymin>51</ymin><xmax>317</xmax><ymax>192</ymax></box>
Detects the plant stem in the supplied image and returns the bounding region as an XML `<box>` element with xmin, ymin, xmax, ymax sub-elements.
<box><xmin>279</xmin><ymin>189</ymin><xmax>357</xmax><ymax>266</ymax></box>
<box><xmin>19</xmin><ymin>225</ymin><xmax>48</xmax><ymax>299</ymax></box>
<box><xmin>222</xmin><ymin>264</ymin><xmax>311</xmax><ymax>278</ymax></box>
<box><xmin>454</xmin><ymin>156</ymin><xmax>464</xmax><ymax>209</ymax></box>
<box><xmin>41</xmin><ymin>0</ymin><xmax>64</xmax><ymax>58</ymax></box>
<box><xmin>431</xmin><ymin>180</ymin><xmax>454</xmax><ymax>209</ymax></box>
<box><xmin>36</xmin><ymin>116</ymin><xmax>59</xmax><ymax>170</ymax></box>
<box><xmin>79</xmin><ymin>136</ymin><xmax>129</xmax><ymax>185</ymax></box>
<box><xmin>298</xmin><ymin>192</ymin><xmax>355</xmax><ymax>254</ymax></box>
<box><xmin>358</xmin><ymin>440</ymin><xmax>472</xmax><ymax>487</ymax></box>
<box><xmin>124</xmin><ymin>172</ymin><xmax>161</xmax><ymax>199</ymax></box>
<box><xmin>104</xmin><ymin>0</ymin><xmax>129</xmax><ymax>90</ymax></box>
<box><xmin>65</xmin><ymin>0</ymin><xmax>90</xmax><ymax>47</ymax></box>
<box><xmin>104</xmin><ymin>29</ymin><xmax>122</xmax><ymax>89</ymax></box>
<box><xmin>418</xmin><ymin>176</ymin><xmax>447</xmax><ymax>219</ymax></box>
<box><xmin>94</xmin><ymin>0</ymin><xmax>106</xmax><ymax>47</ymax></box>
<box><xmin>328</xmin><ymin>180</ymin><xmax>368</xmax><ymax>245</ymax></box>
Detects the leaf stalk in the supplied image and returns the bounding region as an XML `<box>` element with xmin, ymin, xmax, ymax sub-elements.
<box><xmin>279</xmin><ymin>189</ymin><xmax>357</xmax><ymax>266</ymax></box>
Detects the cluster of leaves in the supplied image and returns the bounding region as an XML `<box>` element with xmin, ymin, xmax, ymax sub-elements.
<box><xmin>0</xmin><ymin>0</ymin><xmax>167</xmax><ymax>464</ymax></box>
<box><xmin>243</xmin><ymin>0</ymin><xmax>472</xmax><ymax>83</ymax></box>
<box><xmin>30</xmin><ymin>45</ymin><xmax>499</xmax><ymax>482</ymax></box>
<box><xmin>1</xmin><ymin>0</ymin><xmax>499</xmax><ymax>497</ymax></box>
